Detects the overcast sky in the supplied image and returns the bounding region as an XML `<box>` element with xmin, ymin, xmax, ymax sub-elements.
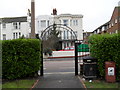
<box><xmin>0</xmin><ymin>0</ymin><xmax>120</xmax><ymax>32</ymax></box>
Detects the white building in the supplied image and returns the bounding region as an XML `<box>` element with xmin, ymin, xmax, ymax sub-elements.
<box><xmin>0</xmin><ymin>16</ymin><xmax>30</xmax><ymax>40</ymax></box>
<box><xmin>36</xmin><ymin>15</ymin><xmax>53</xmax><ymax>36</ymax></box>
<box><xmin>53</xmin><ymin>14</ymin><xmax>83</xmax><ymax>40</ymax></box>
<box><xmin>36</xmin><ymin>14</ymin><xmax>83</xmax><ymax>49</ymax></box>
<box><xmin>0</xmin><ymin>13</ymin><xmax>83</xmax><ymax>49</ymax></box>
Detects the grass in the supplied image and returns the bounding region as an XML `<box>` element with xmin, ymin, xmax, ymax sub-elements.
<box><xmin>84</xmin><ymin>80</ymin><xmax>119</xmax><ymax>88</ymax></box>
<box><xmin>2</xmin><ymin>79</ymin><xmax>36</xmax><ymax>88</ymax></box>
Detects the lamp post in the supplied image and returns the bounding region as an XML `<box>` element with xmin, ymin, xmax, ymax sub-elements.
<box><xmin>31</xmin><ymin>0</ymin><xmax>35</xmax><ymax>38</ymax></box>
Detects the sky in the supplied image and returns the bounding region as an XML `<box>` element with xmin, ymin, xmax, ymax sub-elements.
<box><xmin>0</xmin><ymin>0</ymin><xmax>120</xmax><ymax>32</ymax></box>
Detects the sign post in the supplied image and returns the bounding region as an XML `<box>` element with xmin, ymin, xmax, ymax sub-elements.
<box><xmin>75</xmin><ymin>40</ymin><xmax>82</xmax><ymax>75</ymax></box>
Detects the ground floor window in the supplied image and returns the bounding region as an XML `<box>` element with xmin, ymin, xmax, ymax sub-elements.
<box><xmin>13</xmin><ymin>32</ymin><xmax>21</xmax><ymax>39</ymax></box>
<box><xmin>3</xmin><ymin>34</ymin><xmax>6</xmax><ymax>40</ymax></box>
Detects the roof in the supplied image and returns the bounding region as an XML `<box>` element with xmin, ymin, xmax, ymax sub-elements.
<box><xmin>55</xmin><ymin>13</ymin><xmax>83</xmax><ymax>18</ymax></box>
<box><xmin>0</xmin><ymin>16</ymin><xmax>27</xmax><ymax>23</ymax></box>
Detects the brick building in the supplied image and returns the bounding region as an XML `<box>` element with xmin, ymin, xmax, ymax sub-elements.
<box><xmin>83</xmin><ymin>5</ymin><xmax>120</xmax><ymax>44</ymax></box>
<box><xmin>93</xmin><ymin>6</ymin><xmax>120</xmax><ymax>34</ymax></box>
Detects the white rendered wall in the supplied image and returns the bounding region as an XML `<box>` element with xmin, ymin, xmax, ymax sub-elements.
<box><xmin>36</xmin><ymin>15</ymin><xmax>53</xmax><ymax>36</ymax></box>
<box><xmin>1</xmin><ymin>22</ymin><xmax>29</xmax><ymax>40</ymax></box>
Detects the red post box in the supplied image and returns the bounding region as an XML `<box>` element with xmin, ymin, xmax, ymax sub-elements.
<box><xmin>105</xmin><ymin>61</ymin><xmax>116</xmax><ymax>83</ymax></box>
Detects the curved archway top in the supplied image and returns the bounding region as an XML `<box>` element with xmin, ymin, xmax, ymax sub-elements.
<box><xmin>40</xmin><ymin>24</ymin><xmax>77</xmax><ymax>40</ymax></box>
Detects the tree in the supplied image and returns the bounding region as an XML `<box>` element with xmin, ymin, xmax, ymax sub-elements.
<box><xmin>43</xmin><ymin>24</ymin><xmax>61</xmax><ymax>55</ymax></box>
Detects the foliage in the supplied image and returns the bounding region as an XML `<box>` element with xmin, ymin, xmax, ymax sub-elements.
<box><xmin>88</xmin><ymin>33</ymin><xmax>120</xmax><ymax>81</ymax></box>
<box><xmin>43</xmin><ymin>24</ymin><xmax>61</xmax><ymax>54</ymax></box>
<box><xmin>2</xmin><ymin>39</ymin><xmax>41</xmax><ymax>80</ymax></box>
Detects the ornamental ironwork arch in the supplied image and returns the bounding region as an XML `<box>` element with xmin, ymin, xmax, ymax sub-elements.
<box><xmin>40</xmin><ymin>24</ymin><xmax>77</xmax><ymax>41</ymax></box>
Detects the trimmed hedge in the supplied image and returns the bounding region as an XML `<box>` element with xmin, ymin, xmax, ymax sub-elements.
<box><xmin>2</xmin><ymin>39</ymin><xmax>41</xmax><ymax>80</ymax></box>
<box><xmin>88</xmin><ymin>33</ymin><xmax>120</xmax><ymax>81</ymax></box>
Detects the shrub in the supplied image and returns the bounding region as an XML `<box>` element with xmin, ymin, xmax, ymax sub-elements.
<box><xmin>88</xmin><ymin>33</ymin><xmax>120</xmax><ymax>81</ymax></box>
<box><xmin>2</xmin><ymin>39</ymin><xmax>41</xmax><ymax>80</ymax></box>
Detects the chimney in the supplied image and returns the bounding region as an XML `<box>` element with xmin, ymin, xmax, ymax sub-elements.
<box><xmin>31</xmin><ymin>0</ymin><xmax>35</xmax><ymax>38</ymax></box>
<box><xmin>53</xmin><ymin>8</ymin><xmax>57</xmax><ymax>15</ymax></box>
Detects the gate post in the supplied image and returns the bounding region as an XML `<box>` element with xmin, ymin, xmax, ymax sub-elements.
<box><xmin>40</xmin><ymin>41</ymin><xmax>43</xmax><ymax>76</ymax></box>
<box><xmin>75</xmin><ymin>40</ymin><xmax>81</xmax><ymax>75</ymax></box>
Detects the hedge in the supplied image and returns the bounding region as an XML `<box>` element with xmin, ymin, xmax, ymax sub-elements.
<box><xmin>2</xmin><ymin>39</ymin><xmax>41</xmax><ymax>80</ymax></box>
<box><xmin>88</xmin><ymin>33</ymin><xmax>120</xmax><ymax>81</ymax></box>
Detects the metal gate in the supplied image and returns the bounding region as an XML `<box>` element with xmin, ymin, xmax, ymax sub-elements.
<box><xmin>40</xmin><ymin>24</ymin><xmax>77</xmax><ymax>76</ymax></box>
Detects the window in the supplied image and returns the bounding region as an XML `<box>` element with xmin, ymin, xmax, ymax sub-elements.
<box><xmin>109</xmin><ymin>24</ymin><xmax>111</xmax><ymax>28</ymax></box>
<box><xmin>75</xmin><ymin>20</ymin><xmax>78</xmax><ymax>25</ymax></box>
<box><xmin>63</xmin><ymin>20</ymin><xmax>68</xmax><ymax>26</ymax></box>
<box><xmin>13</xmin><ymin>33</ymin><xmax>15</xmax><ymax>39</ymax></box>
<box><xmin>111</xmin><ymin>22</ymin><xmax>114</xmax><ymax>27</ymax></box>
<box><xmin>19</xmin><ymin>32</ymin><xmax>21</xmax><ymax>38</ymax></box>
<box><xmin>16</xmin><ymin>33</ymin><xmax>18</xmax><ymax>39</ymax></box>
<box><xmin>3</xmin><ymin>34</ymin><xmax>6</xmax><ymax>40</ymax></box>
<box><xmin>19</xmin><ymin>22</ymin><xmax>21</xmax><ymax>29</ymax></box>
<box><xmin>13</xmin><ymin>22</ymin><xmax>18</xmax><ymax>29</ymax></box>
<box><xmin>115</xmin><ymin>19</ymin><xmax>118</xmax><ymax>24</ymax></box>
<box><xmin>2</xmin><ymin>23</ymin><xmax>6</xmax><ymax>28</ymax></box>
<box><xmin>47</xmin><ymin>20</ymin><xmax>49</xmax><ymax>27</ymax></box>
<box><xmin>116</xmin><ymin>30</ymin><xmax>118</xmax><ymax>33</ymax></box>
<box><xmin>73</xmin><ymin>20</ymin><xmax>78</xmax><ymax>26</ymax></box>
<box><xmin>13</xmin><ymin>22</ymin><xmax>21</xmax><ymax>29</ymax></box>
<box><xmin>102</xmin><ymin>27</ymin><xmax>105</xmax><ymax>31</ymax></box>
<box><xmin>66</xmin><ymin>30</ymin><xmax>69</xmax><ymax>39</ymax></box>
<box><xmin>70</xmin><ymin>20</ymin><xmax>72</xmax><ymax>26</ymax></box>
<box><xmin>13</xmin><ymin>32</ymin><xmax>21</xmax><ymax>39</ymax></box>
<box><xmin>63</xmin><ymin>31</ymin><xmax>66</xmax><ymax>39</ymax></box>
<box><xmin>38</xmin><ymin>21</ymin><xmax>39</xmax><ymax>27</ymax></box>
<box><xmin>41</xmin><ymin>20</ymin><xmax>46</xmax><ymax>27</ymax></box>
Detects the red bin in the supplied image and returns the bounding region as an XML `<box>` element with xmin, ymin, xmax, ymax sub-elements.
<box><xmin>105</xmin><ymin>61</ymin><xmax>116</xmax><ymax>83</ymax></box>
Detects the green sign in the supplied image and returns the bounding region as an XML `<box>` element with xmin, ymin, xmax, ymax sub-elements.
<box><xmin>78</xmin><ymin>44</ymin><xmax>89</xmax><ymax>52</ymax></box>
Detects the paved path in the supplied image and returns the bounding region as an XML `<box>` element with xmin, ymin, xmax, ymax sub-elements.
<box><xmin>33</xmin><ymin>60</ymin><xmax>85</xmax><ymax>88</ymax></box>
<box><xmin>34</xmin><ymin>73</ymin><xmax>84</xmax><ymax>88</ymax></box>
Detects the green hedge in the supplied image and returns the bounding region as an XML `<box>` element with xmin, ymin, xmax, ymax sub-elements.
<box><xmin>2</xmin><ymin>39</ymin><xmax>41</xmax><ymax>80</ymax></box>
<box><xmin>88</xmin><ymin>33</ymin><xmax>120</xmax><ymax>81</ymax></box>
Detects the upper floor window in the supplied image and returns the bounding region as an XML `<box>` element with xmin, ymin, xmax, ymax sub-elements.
<box><xmin>109</xmin><ymin>24</ymin><xmax>111</xmax><ymax>28</ymax></box>
<box><xmin>102</xmin><ymin>27</ymin><xmax>105</xmax><ymax>31</ymax></box>
<box><xmin>73</xmin><ymin>20</ymin><xmax>78</xmax><ymax>26</ymax></box>
<box><xmin>13</xmin><ymin>22</ymin><xmax>21</xmax><ymax>29</ymax></box>
<box><xmin>38</xmin><ymin>21</ymin><xmax>39</xmax><ymax>27</ymax></box>
<box><xmin>70</xmin><ymin>20</ymin><xmax>72</xmax><ymax>26</ymax></box>
<box><xmin>2</xmin><ymin>23</ymin><xmax>6</xmax><ymax>28</ymax></box>
<box><xmin>47</xmin><ymin>20</ymin><xmax>49</xmax><ymax>27</ymax></box>
<box><xmin>111</xmin><ymin>22</ymin><xmax>114</xmax><ymax>27</ymax></box>
<box><xmin>63</xmin><ymin>19</ymin><xmax>68</xmax><ymax>26</ymax></box>
<box><xmin>115</xmin><ymin>19</ymin><xmax>118</xmax><ymax>24</ymax></box>
<box><xmin>41</xmin><ymin>20</ymin><xmax>46</xmax><ymax>27</ymax></box>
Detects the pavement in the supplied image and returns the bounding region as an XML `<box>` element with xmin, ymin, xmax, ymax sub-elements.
<box><xmin>33</xmin><ymin>73</ymin><xmax>85</xmax><ymax>88</ymax></box>
<box><xmin>33</xmin><ymin>59</ymin><xmax>85</xmax><ymax>89</ymax></box>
